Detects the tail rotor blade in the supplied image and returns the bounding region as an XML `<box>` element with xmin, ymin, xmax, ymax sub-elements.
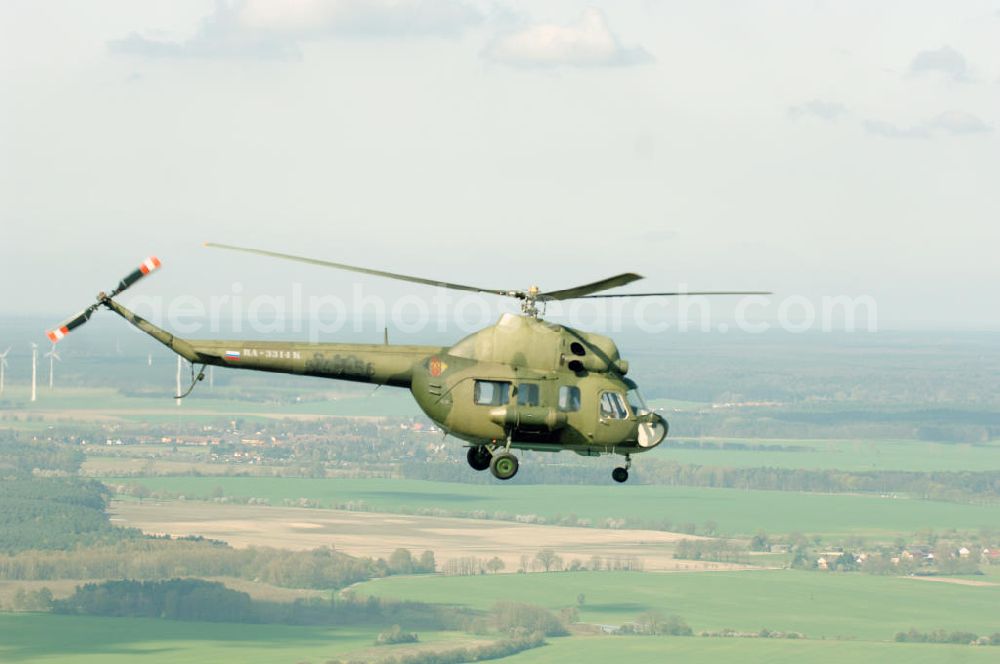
<box><xmin>111</xmin><ymin>256</ymin><xmax>162</xmax><ymax>297</ymax></box>
<box><xmin>45</xmin><ymin>255</ymin><xmax>162</xmax><ymax>342</ymax></box>
<box><xmin>46</xmin><ymin>304</ymin><xmax>98</xmax><ymax>343</ymax></box>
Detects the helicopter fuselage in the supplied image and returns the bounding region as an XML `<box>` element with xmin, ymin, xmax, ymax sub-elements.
<box><xmin>102</xmin><ymin>300</ymin><xmax>667</xmax><ymax>466</ymax></box>
<box><xmin>410</xmin><ymin>313</ymin><xmax>668</xmax><ymax>456</ymax></box>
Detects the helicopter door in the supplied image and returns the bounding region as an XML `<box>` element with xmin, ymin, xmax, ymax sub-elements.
<box><xmin>593</xmin><ymin>391</ymin><xmax>634</xmax><ymax>445</ymax></box>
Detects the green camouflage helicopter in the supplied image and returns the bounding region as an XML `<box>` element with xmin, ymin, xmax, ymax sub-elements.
<box><xmin>47</xmin><ymin>245</ymin><xmax>768</xmax><ymax>483</ymax></box>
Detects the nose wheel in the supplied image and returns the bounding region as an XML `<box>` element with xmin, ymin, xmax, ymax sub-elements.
<box><xmin>612</xmin><ymin>455</ymin><xmax>631</xmax><ymax>483</ymax></box>
<box><xmin>489</xmin><ymin>451</ymin><xmax>519</xmax><ymax>480</ymax></box>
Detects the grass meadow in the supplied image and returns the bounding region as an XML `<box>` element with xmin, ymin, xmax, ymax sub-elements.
<box><xmin>354</xmin><ymin>570</ymin><xmax>1000</xmax><ymax>642</ymax></box>
<box><xmin>0</xmin><ymin>613</ymin><xmax>475</xmax><ymax>664</ymax></box>
<box><xmin>1</xmin><ymin>386</ymin><xmax>420</xmax><ymax>419</ymax></box>
<box><xmin>661</xmin><ymin>437</ymin><xmax>1000</xmax><ymax>472</ymax></box>
<box><xmin>0</xmin><ymin>613</ymin><xmax>379</xmax><ymax>663</ymax></box>
<box><xmin>118</xmin><ymin>476</ymin><xmax>1000</xmax><ymax>538</ymax></box>
<box><xmin>502</xmin><ymin>636</ymin><xmax>1000</xmax><ymax>664</ymax></box>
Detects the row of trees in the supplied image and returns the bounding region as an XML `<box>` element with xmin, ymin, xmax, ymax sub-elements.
<box><xmin>674</xmin><ymin>539</ymin><xmax>749</xmax><ymax>564</ymax></box>
<box><xmin>403</xmin><ymin>458</ymin><xmax>1000</xmax><ymax>501</ymax></box>
<box><xmin>895</xmin><ymin>629</ymin><xmax>1000</xmax><ymax>645</ymax></box>
<box><xmin>339</xmin><ymin>631</ymin><xmax>547</xmax><ymax>664</ymax></box>
<box><xmin>53</xmin><ymin>578</ymin><xmax>468</xmax><ymax>629</ymax></box>
<box><xmin>619</xmin><ymin>612</ymin><xmax>693</xmax><ymax>636</ymax></box>
<box><xmin>437</xmin><ymin>551</ymin><xmax>644</xmax><ymax>577</ymax></box>
<box><xmin>0</xmin><ymin>541</ymin><xmax>434</xmax><ymax>590</ymax></box>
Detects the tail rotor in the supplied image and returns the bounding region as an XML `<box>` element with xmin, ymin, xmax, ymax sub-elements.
<box><xmin>45</xmin><ymin>256</ymin><xmax>162</xmax><ymax>343</ymax></box>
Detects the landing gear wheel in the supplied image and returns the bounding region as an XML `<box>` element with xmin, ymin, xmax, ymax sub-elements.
<box><xmin>466</xmin><ymin>446</ymin><xmax>491</xmax><ymax>471</ymax></box>
<box><xmin>489</xmin><ymin>452</ymin><xmax>519</xmax><ymax>481</ymax></box>
<box><xmin>612</xmin><ymin>467</ymin><xmax>629</xmax><ymax>483</ymax></box>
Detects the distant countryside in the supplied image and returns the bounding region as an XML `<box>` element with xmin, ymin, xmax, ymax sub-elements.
<box><xmin>1</xmin><ymin>325</ymin><xmax>998</xmax><ymax>663</ymax></box>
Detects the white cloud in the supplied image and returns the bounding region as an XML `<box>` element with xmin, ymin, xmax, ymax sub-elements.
<box><xmin>483</xmin><ymin>8</ymin><xmax>651</xmax><ymax>68</ymax></box>
<box><xmin>864</xmin><ymin>111</ymin><xmax>990</xmax><ymax>139</ymax></box>
<box><xmin>927</xmin><ymin>110</ymin><xmax>991</xmax><ymax>135</ymax></box>
<box><xmin>788</xmin><ymin>100</ymin><xmax>848</xmax><ymax>122</ymax></box>
<box><xmin>109</xmin><ymin>0</ymin><xmax>483</xmax><ymax>59</ymax></box>
<box><xmin>908</xmin><ymin>45</ymin><xmax>969</xmax><ymax>82</ymax></box>
<box><xmin>863</xmin><ymin>119</ymin><xmax>930</xmax><ymax>140</ymax></box>
<box><xmin>239</xmin><ymin>0</ymin><xmax>481</xmax><ymax>38</ymax></box>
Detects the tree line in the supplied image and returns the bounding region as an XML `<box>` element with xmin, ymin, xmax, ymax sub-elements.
<box><xmin>52</xmin><ymin>578</ymin><xmax>462</xmax><ymax>628</ymax></box>
<box><xmin>0</xmin><ymin>540</ymin><xmax>434</xmax><ymax>590</ymax></box>
<box><xmin>895</xmin><ymin>629</ymin><xmax>1000</xmax><ymax>646</ymax></box>
<box><xmin>404</xmin><ymin>460</ymin><xmax>1000</xmax><ymax>502</ymax></box>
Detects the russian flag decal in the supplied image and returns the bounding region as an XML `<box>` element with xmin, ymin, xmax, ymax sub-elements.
<box><xmin>224</xmin><ymin>350</ymin><xmax>241</xmax><ymax>361</ymax></box>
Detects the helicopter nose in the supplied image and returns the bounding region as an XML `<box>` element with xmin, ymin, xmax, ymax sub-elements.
<box><xmin>637</xmin><ymin>412</ymin><xmax>668</xmax><ymax>448</ymax></box>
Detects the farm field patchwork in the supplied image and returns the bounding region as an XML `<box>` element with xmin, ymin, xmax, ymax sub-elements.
<box><xmin>356</xmin><ymin>569</ymin><xmax>1000</xmax><ymax>642</ymax></box>
<box><xmin>0</xmin><ymin>613</ymin><xmax>469</xmax><ymax>664</ymax></box>
<box><xmin>1</xmin><ymin>386</ymin><xmax>422</xmax><ymax>419</ymax></box>
<box><xmin>501</xmin><ymin>635</ymin><xmax>1000</xmax><ymax>664</ymax></box>
<box><xmin>110</xmin><ymin>501</ymin><xmax>740</xmax><ymax>573</ymax></box>
<box><xmin>661</xmin><ymin>437</ymin><xmax>1000</xmax><ymax>472</ymax></box>
<box><xmin>115</xmin><ymin>476</ymin><xmax>1000</xmax><ymax>537</ymax></box>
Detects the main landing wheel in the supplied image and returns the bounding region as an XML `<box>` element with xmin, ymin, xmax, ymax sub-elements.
<box><xmin>467</xmin><ymin>446</ymin><xmax>491</xmax><ymax>471</ymax></box>
<box><xmin>612</xmin><ymin>467</ymin><xmax>629</xmax><ymax>483</ymax></box>
<box><xmin>490</xmin><ymin>452</ymin><xmax>519</xmax><ymax>481</ymax></box>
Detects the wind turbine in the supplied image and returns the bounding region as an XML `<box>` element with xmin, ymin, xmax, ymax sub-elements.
<box><xmin>0</xmin><ymin>347</ymin><xmax>10</xmax><ymax>396</ymax></box>
<box><xmin>45</xmin><ymin>343</ymin><xmax>61</xmax><ymax>389</ymax></box>
<box><xmin>30</xmin><ymin>343</ymin><xmax>37</xmax><ymax>402</ymax></box>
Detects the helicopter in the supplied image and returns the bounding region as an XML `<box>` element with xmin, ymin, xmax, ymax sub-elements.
<box><xmin>46</xmin><ymin>245</ymin><xmax>769</xmax><ymax>483</ymax></box>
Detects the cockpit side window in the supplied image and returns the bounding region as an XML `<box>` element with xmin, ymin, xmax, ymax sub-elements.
<box><xmin>599</xmin><ymin>392</ymin><xmax>629</xmax><ymax>419</ymax></box>
<box><xmin>626</xmin><ymin>386</ymin><xmax>649</xmax><ymax>415</ymax></box>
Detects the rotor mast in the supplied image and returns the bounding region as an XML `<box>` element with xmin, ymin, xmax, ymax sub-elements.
<box><xmin>518</xmin><ymin>286</ymin><xmax>543</xmax><ymax>317</ymax></box>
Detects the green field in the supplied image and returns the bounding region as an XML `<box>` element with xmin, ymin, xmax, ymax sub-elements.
<box><xmin>356</xmin><ymin>570</ymin><xmax>1000</xmax><ymax>642</ymax></box>
<box><xmin>502</xmin><ymin>636</ymin><xmax>1000</xmax><ymax>664</ymax></box>
<box><xmin>118</xmin><ymin>476</ymin><xmax>1000</xmax><ymax>537</ymax></box>
<box><xmin>1</xmin><ymin>386</ymin><xmax>421</xmax><ymax>418</ymax></box>
<box><xmin>2</xmin><ymin>611</ymin><xmax>997</xmax><ymax>664</ymax></box>
<box><xmin>663</xmin><ymin>437</ymin><xmax>1000</xmax><ymax>472</ymax></box>
<box><xmin>0</xmin><ymin>613</ymin><xmax>467</xmax><ymax>663</ymax></box>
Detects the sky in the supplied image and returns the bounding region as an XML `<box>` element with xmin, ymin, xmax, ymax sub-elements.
<box><xmin>2</xmin><ymin>0</ymin><xmax>999</xmax><ymax>332</ymax></box>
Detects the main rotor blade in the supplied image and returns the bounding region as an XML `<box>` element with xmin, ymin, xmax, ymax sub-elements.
<box><xmin>540</xmin><ymin>273</ymin><xmax>644</xmax><ymax>301</ymax></box>
<box><xmin>206</xmin><ymin>242</ymin><xmax>510</xmax><ymax>296</ymax></box>
<box><xmin>576</xmin><ymin>290</ymin><xmax>773</xmax><ymax>299</ymax></box>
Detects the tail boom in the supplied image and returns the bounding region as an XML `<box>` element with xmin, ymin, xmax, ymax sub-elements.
<box><xmin>102</xmin><ymin>298</ymin><xmax>438</xmax><ymax>388</ymax></box>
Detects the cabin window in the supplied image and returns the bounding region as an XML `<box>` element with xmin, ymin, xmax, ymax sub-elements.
<box><xmin>599</xmin><ymin>392</ymin><xmax>629</xmax><ymax>419</ymax></box>
<box><xmin>474</xmin><ymin>380</ymin><xmax>510</xmax><ymax>406</ymax></box>
<box><xmin>558</xmin><ymin>385</ymin><xmax>581</xmax><ymax>412</ymax></box>
<box><xmin>518</xmin><ymin>383</ymin><xmax>540</xmax><ymax>406</ymax></box>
